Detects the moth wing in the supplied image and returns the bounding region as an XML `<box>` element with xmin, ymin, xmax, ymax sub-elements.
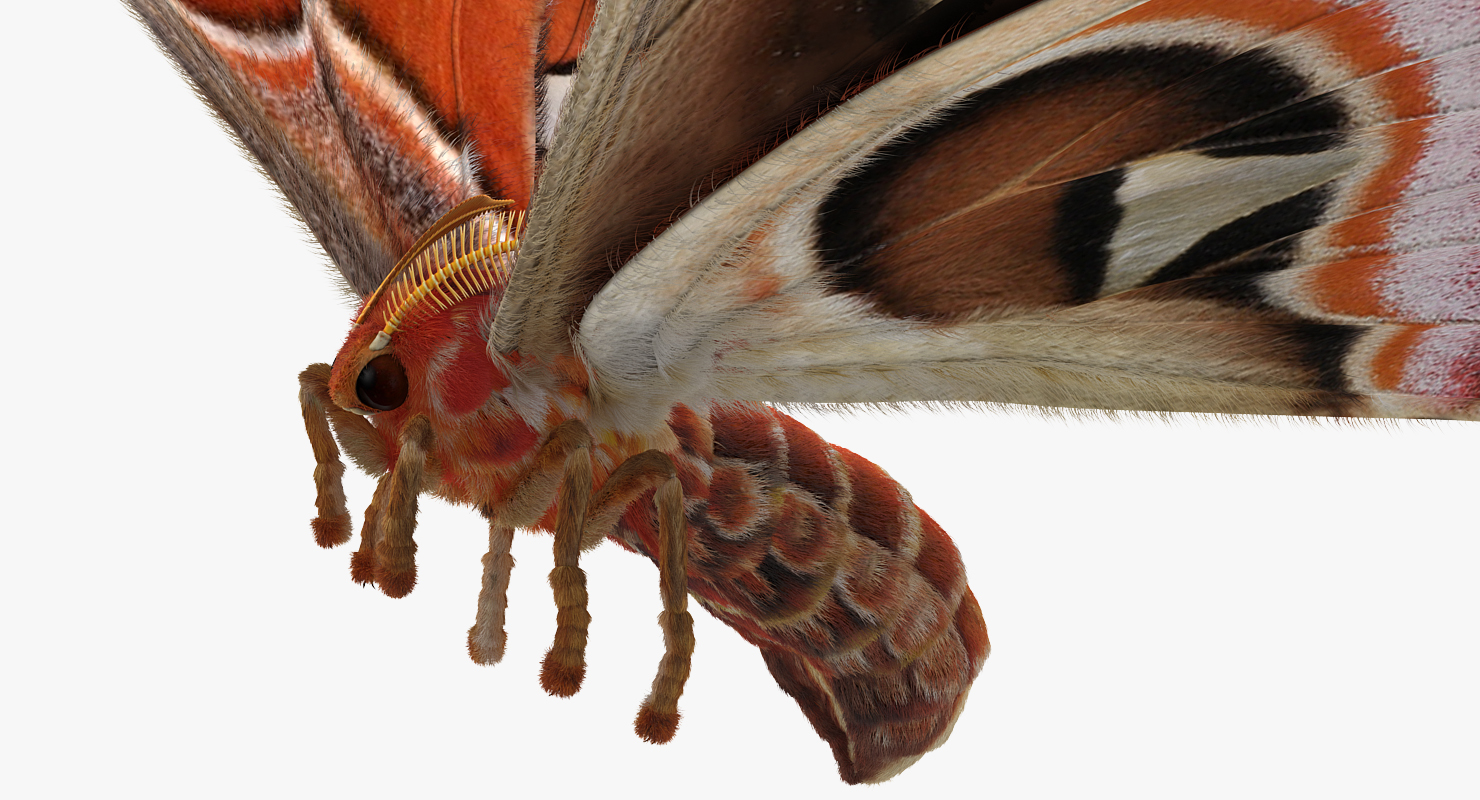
<box><xmin>492</xmin><ymin>0</ymin><xmax>1015</xmax><ymax>359</ymax></box>
<box><xmin>572</xmin><ymin>0</ymin><xmax>1480</xmax><ymax>430</ymax></box>
<box><xmin>127</xmin><ymin>0</ymin><xmax>583</xmax><ymax>296</ymax></box>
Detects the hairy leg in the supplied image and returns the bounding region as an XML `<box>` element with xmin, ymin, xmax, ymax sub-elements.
<box><xmin>582</xmin><ymin>451</ymin><xmax>695</xmax><ymax>743</ymax></box>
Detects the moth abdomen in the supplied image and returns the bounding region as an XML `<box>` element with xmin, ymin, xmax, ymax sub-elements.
<box><xmin>615</xmin><ymin>402</ymin><xmax>989</xmax><ymax>784</ymax></box>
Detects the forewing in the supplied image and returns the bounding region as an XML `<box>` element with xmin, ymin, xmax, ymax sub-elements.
<box><xmin>544</xmin><ymin>0</ymin><xmax>596</xmax><ymax>71</ymax></box>
<box><xmin>128</xmin><ymin>0</ymin><xmax>585</xmax><ymax>297</ymax></box>
<box><xmin>575</xmin><ymin>0</ymin><xmax>1480</xmax><ymax>429</ymax></box>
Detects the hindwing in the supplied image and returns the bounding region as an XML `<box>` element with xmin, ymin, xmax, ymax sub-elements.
<box><xmin>556</xmin><ymin>0</ymin><xmax>1480</xmax><ymax>429</ymax></box>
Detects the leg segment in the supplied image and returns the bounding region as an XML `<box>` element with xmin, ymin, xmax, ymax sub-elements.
<box><xmin>467</xmin><ymin>509</ymin><xmax>515</xmax><ymax>664</ymax></box>
<box><xmin>539</xmin><ymin>423</ymin><xmax>594</xmax><ymax>696</ymax></box>
<box><xmin>462</xmin><ymin>421</ymin><xmax>594</xmax><ymax>680</ymax></box>
<box><xmin>583</xmin><ymin>451</ymin><xmax>695</xmax><ymax>743</ymax></box>
<box><xmin>463</xmin><ymin>425</ymin><xmax>694</xmax><ymax>736</ymax></box>
<box><xmin>373</xmin><ymin>415</ymin><xmax>433</xmax><ymax>599</ymax></box>
<box><xmin>298</xmin><ymin>364</ymin><xmax>351</xmax><ymax>547</ymax></box>
<box><xmin>634</xmin><ymin>475</ymin><xmax>694</xmax><ymax>743</ymax></box>
<box><xmin>298</xmin><ymin>363</ymin><xmax>388</xmax><ymax>551</ymax></box>
<box><xmin>350</xmin><ymin>473</ymin><xmax>393</xmax><ymax>587</ymax></box>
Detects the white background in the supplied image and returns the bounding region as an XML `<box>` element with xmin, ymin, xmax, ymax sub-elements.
<box><xmin>5</xmin><ymin>4</ymin><xmax>1479</xmax><ymax>798</ymax></box>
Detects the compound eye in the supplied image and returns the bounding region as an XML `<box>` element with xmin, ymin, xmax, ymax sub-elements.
<box><xmin>355</xmin><ymin>353</ymin><xmax>408</xmax><ymax>411</ymax></box>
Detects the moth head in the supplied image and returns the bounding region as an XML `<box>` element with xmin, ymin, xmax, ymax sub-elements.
<box><xmin>326</xmin><ymin>196</ymin><xmax>524</xmax><ymax>418</ymax></box>
<box><xmin>327</xmin><ymin>322</ymin><xmax>410</xmax><ymax>417</ymax></box>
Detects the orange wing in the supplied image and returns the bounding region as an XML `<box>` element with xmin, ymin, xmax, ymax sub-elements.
<box><xmin>127</xmin><ymin>0</ymin><xmax>588</xmax><ymax>296</ymax></box>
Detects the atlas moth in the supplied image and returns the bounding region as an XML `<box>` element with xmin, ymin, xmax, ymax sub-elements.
<box><xmin>127</xmin><ymin>0</ymin><xmax>1480</xmax><ymax>783</ymax></box>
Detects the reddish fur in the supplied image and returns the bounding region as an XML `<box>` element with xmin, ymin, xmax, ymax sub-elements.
<box><xmin>311</xmin><ymin>514</ymin><xmax>351</xmax><ymax>548</ymax></box>
<box><xmin>458</xmin><ymin>410</ymin><xmax>542</xmax><ymax>466</ymax></box>
<box><xmin>666</xmin><ymin>404</ymin><xmax>711</xmax><ymax>458</ymax></box>
<box><xmin>710</xmin><ymin>403</ymin><xmax>782</xmax><ymax>463</ymax></box>
<box><xmin>811</xmin><ymin>593</ymin><xmax>881</xmax><ymax>652</ymax></box>
<box><xmin>375</xmin><ymin>566</ymin><xmax>416</xmax><ymax>599</ymax></box>
<box><xmin>760</xmin><ymin>651</ymin><xmax>856</xmax><ymax>779</ymax></box>
<box><xmin>766</xmin><ymin>495</ymin><xmax>836</xmax><ymax>570</ymax></box>
<box><xmin>671</xmin><ymin>455</ymin><xmax>711</xmax><ymax>504</ymax></box>
<box><xmin>837</xmin><ymin>449</ymin><xmax>908</xmax><ymax>551</ymax></box>
<box><xmin>633</xmin><ymin>706</ymin><xmax>679</xmax><ymax>744</ymax></box>
<box><xmin>839</xmin><ymin>564</ymin><xmax>912</xmax><ymax>638</ymax></box>
<box><xmin>348</xmin><ymin>549</ymin><xmax>378</xmax><ymax>586</ymax></box>
<box><xmin>212</xmin><ymin>42</ymin><xmax>315</xmax><ymax>98</ymax></box>
<box><xmin>955</xmin><ymin>587</ymin><xmax>992</xmax><ymax>665</ymax></box>
<box><xmin>704</xmin><ymin>466</ymin><xmax>762</xmax><ymax>534</ymax></box>
<box><xmin>776</xmin><ymin>415</ymin><xmax>840</xmax><ymax>505</ymax></box>
<box><xmin>539</xmin><ymin>653</ymin><xmax>585</xmax><ymax>697</ymax></box>
<box><xmin>438</xmin><ymin>337</ymin><xmax>501</xmax><ymax>416</ymax></box>
<box><xmin>320</xmin><ymin>63</ymin><xmax>470</xmax><ymax>246</ymax></box>
<box><xmin>914</xmin><ymin>512</ymin><xmax>968</xmax><ymax>599</ymax></box>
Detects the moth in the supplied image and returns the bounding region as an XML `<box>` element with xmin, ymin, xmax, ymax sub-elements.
<box><xmin>126</xmin><ymin>0</ymin><xmax>1478</xmax><ymax>785</ymax></box>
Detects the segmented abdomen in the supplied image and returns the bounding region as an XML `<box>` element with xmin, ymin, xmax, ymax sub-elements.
<box><xmin>615</xmin><ymin>402</ymin><xmax>989</xmax><ymax>784</ymax></box>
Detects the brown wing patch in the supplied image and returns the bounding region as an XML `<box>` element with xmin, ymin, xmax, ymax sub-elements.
<box><xmin>824</xmin><ymin>182</ymin><xmax>1087</xmax><ymax>316</ymax></box>
<box><xmin>816</xmin><ymin>42</ymin><xmax>1358</xmax><ymax>322</ymax></box>
<box><xmin>501</xmin><ymin>0</ymin><xmax>1046</xmax><ymax>357</ymax></box>
<box><xmin>562</xmin><ymin>2</ymin><xmax>962</xmax><ymax>298</ymax></box>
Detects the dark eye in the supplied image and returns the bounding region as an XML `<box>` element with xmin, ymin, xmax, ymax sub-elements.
<box><xmin>355</xmin><ymin>354</ymin><xmax>408</xmax><ymax>411</ymax></box>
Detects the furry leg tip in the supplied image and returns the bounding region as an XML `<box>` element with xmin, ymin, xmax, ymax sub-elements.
<box><xmin>349</xmin><ymin>551</ymin><xmax>379</xmax><ymax>587</ymax></box>
<box><xmin>311</xmin><ymin>514</ymin><xmax>352</xmax><ymax>548</ymax></box>
<box><xmin>467</xmin><ymin>628</ymin><xmax>505</xmax><ymax>665</ymax></box>
<box><xmin>376</xmin><ymin>566</ymin><xmax>416</xmax><ymax>599</ymax></box>
<box><xmin>634</xmin><ymin>705</ymin><xmax>680</xmax><ymax>744</ymax></box>
<box><xmin>539</xmin><ymin>652</ymin><xmax>585</xmax><ymax>697</ymax></box>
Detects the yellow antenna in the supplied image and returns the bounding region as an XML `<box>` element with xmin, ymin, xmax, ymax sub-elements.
<box><xmin>357</xmin><ymin>197</ymin><xmax>525</xmax><ymax>351</ymax></box>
